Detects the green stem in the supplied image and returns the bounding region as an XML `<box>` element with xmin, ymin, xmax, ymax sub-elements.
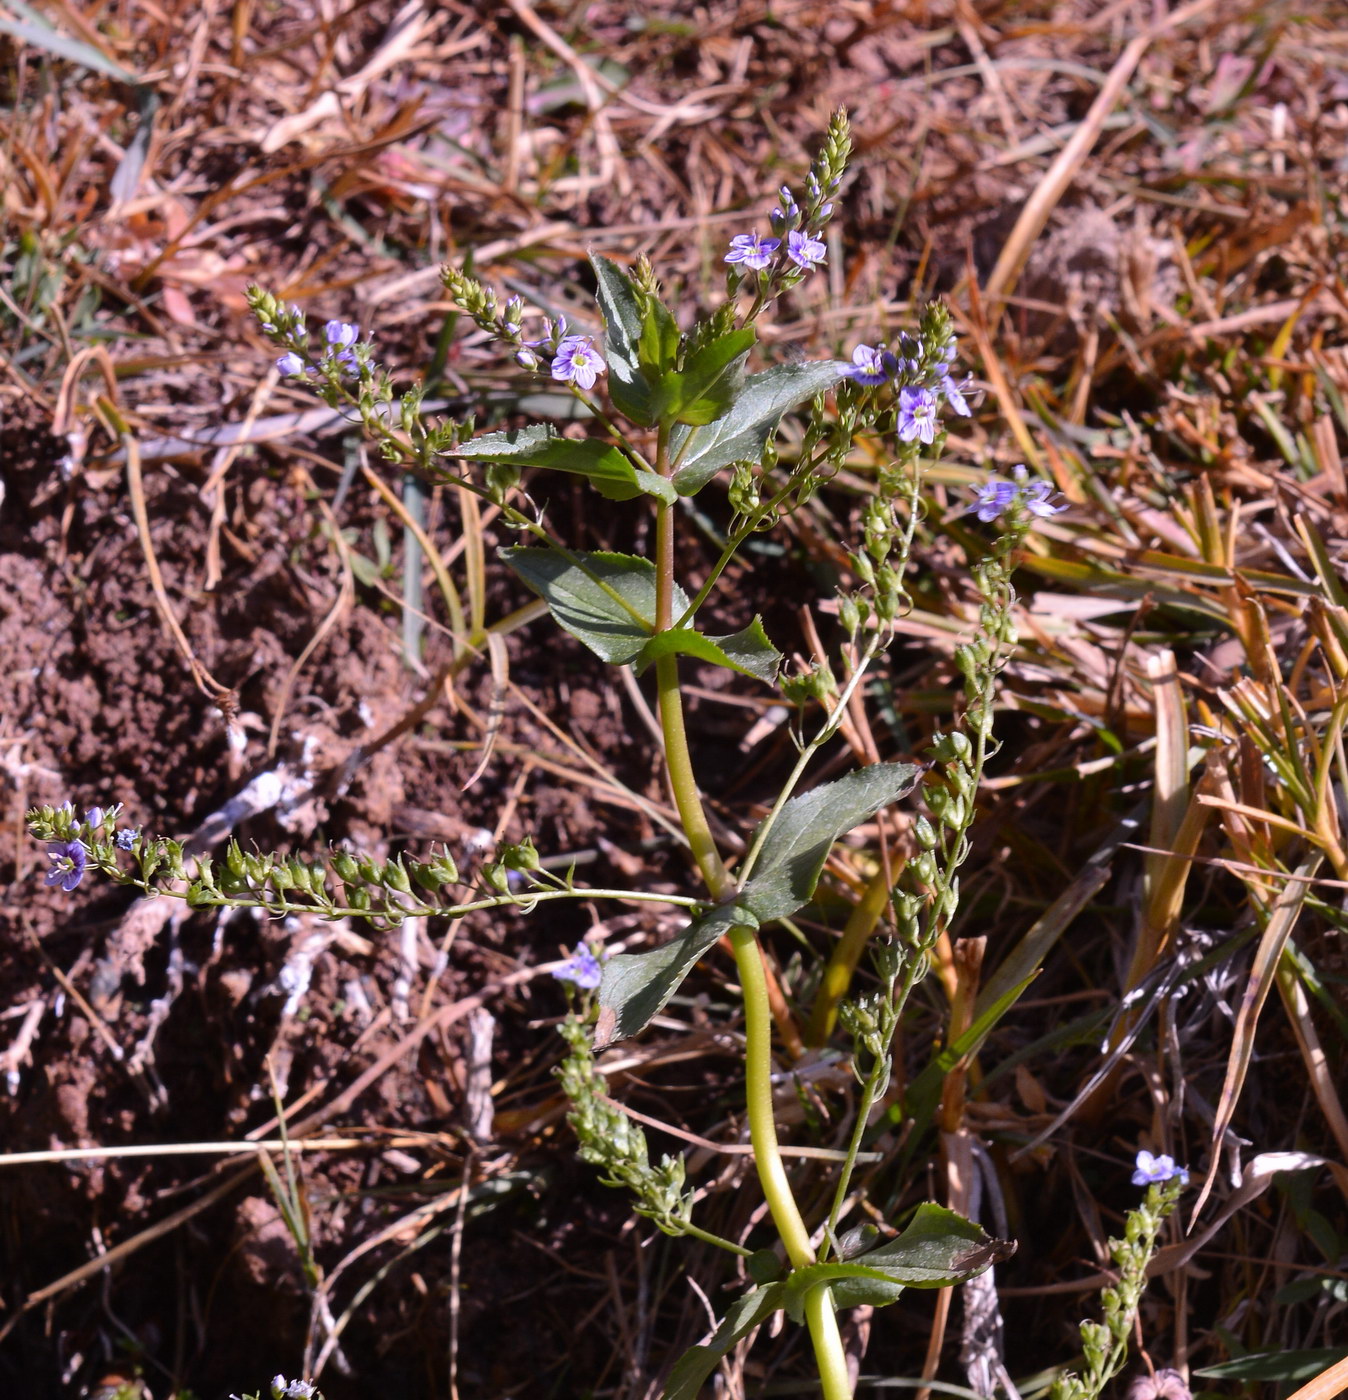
<box><xmin>805</xmin><ymin>1286</ymin><xmax>854</xmax><ymax>1400</ymax></box>
<box><xmin>673</xmin><ymin>458</ymin><xmax>825</xmax><ymax>629</ymax></box>
<box><xmin>678</xmin><ymin>1222</ymin><xmax>754</xmax><ymax>1257</ymax></box>
<box><xmin>807</xmin><ymin>866</ymin><xmax>893</xmax><ymax>1046</ymax></box>
<box><xmin>727</xmin><ymin>927</ymin><xmax>813</xmax><ymax>1265</ymax></box>
<box><xmin>729</xmin><ymin>924</ymin><xmax>853</xmax><ymax>1397</ymax></box>
<box><xmin>822</xmin><ymin>953</ymin><xmax>923</xmax><ymax>1257</ymax></box>
<box><xmin>656</xmin><ymin>656</ymin><xmax>732</xmax><ymax>897</ymax></box>
<box><xmin>738</xmin><ymin>633</ymin><xmax>884</xmax><ymax>887</ymax></box>
<box><xmin>653</xmin><ymin>422</ymin><xmax>733</xmax><ymax>899</ymax></box>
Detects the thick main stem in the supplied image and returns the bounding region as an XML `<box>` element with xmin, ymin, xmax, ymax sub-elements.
<box><xmin>652</xmin><ymin>437</ymin><xmax>848</xmax><ymax>1394</ymax></box>
<box><xmin>729</xmin><ymin>926</ymin><xmax>853</xmax><ymax>1399</ymax></box>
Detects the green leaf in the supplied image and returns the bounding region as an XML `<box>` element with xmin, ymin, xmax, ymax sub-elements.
<box><xmin>591</xmin><ymin>254</ymin><xmax>658</xmax><ymax>426</ymax></box>
<box><xmin>782</xmin><ymin>1204</ymin><xmax>1014</xmax><ymax>1323</ymax></box>
<box><xmin>456</xmin><ymin>425</ymin><xmax>675</xmax><ymax>502</ymax></box>
<box><xmin>501</xmin><ymin>548</ymin><xmax>689</xmax><ymax>665</ymax></box>
<box><xmin>638</xmin><ymin>292</ymin><xmax>680</xmax><ymax>379</ymax></box>
<box><xmin>661</xmin><ymin>1282</ymin><xmax>785</xmax><ymax>1400</ymax></box>
<box><xmin>598</xmin><ymin>763</ymin><xmax>919</xmax><ymax>1042</ymax></box>
<box><xmin>636</xmin><ymin>617</ymin><xmax>781</xmax><ymax>685</ymax></box>
<box><xmin>669</xmin><ymin>360</ymin><xmax>852</xmax><ymax>494</ymax></box>
<box><xmin>1195</xmin><ymin>1349</ymin><xmax>1348</xmax><ymax>1382</ymax></box>
<box><xmin>740</xmin><ymin>763</ymin><xmax>921</xmax><ymax>924</ymax></box>
<box><xmin>597</xmin><ymin>901</ymin><xmax>755</xmax><ymax>1048</ymax></box>
<box><xmin>666</xmin><ymin>328</ymin><xmax>756</xmax><ymax>426</ymax></box>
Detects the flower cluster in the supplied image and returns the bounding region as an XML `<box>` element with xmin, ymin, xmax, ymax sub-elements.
<box><xmin>38</xmin><ymin>803</ymin><xmax>140</xmax><ymax>893</ymax></box>
<box><xmin>968</xmin><ymin>465</ymin><xmax>1067</xmax><ymax>525</ymax></box>
<box><xmin>842</xmin><ymin>327</ymin><xmax>972</xmax><ymax>418</ymax></box>
<box><xmin>275</xmin><ymin>319</ymin><xmax>365</xmax><ymax>379</ymax></box>
<box><xmin>441</xmin><ymin>270</ymin><xmax>608</xmax><ymax>393</ymax></box>
<box><xmin>553</xmin><ymin>941</ymin><xmax>603</xmax><ymax>990</ymax></box>
<box><xmin>724</xmin><ymin>110</ymin><xmax>847</xmax><ymax>299</ymax></box>
<box><xmin>248</xmin><ymin>288</ymin><xmax>375</xmax><ymax>383</ymax></box>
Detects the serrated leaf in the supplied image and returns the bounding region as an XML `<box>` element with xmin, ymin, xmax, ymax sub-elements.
<box><xmin>669</xmin><ymin>360</ymin><xmax>852</xmax><ymax>494</ymax></box>
<box><xmin>740</xmin><ymin>763</ymin><xmax>922</xmax><ymax>924</ymax></box>
<box><xmin>781</xmin><ymin>1204</ymin><xmax>1014</xmax><ymax>1323</ymax></box>
<box><xmin>501</xmin><ymin>548</ymin><xmax>689</xmax><ymax>665</ymax></box>
<box><xmin>591</xmin><ymin>254</ymin><xmax>658</xmax><ymax>426</ymax></box>
<box><xmin>661</xmin><ymin>1282</ymin><xmax>785</xmax><ymax>1400</ymax></box>
<box><xmin>666</xmin><ymin>328</ymin><xmax>756</xmax><ymax>426</ymax></box>
<box><xmin>597</xmin><ymin>902</ymin><xmax>755</xmax><ymax>1047</ymax></box>
<box><xmin>636</xmin><ymin>617</ymin><xmax>781</xmax><ymax>684</ymax></box>
<box><xmin>455</xmin><ymin>425</ymin><xmax>670</xmax><ymax>501</ymax></box>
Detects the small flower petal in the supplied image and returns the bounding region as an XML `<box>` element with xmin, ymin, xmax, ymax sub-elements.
<box><xmin>725</xmin><ymin>232</ymin><xmax>781</xmax><ymax>270</ymax></box>
<box><xmin>896</xmin><ymin>386</ymin><xmax>939</xmax><ymax>445</ymax></box>
<box><xmin>551</xmin><ymin>336</ymin><xmax>605</xmax><ymax>391</ymax></box>
<box><xmin>323</xmin><ymin>320</ymin><xmax>359</xmax><ymax>348</ymax></box>
<box><xmin>45</xmin><ymin>838</ymin><xmax>88</xmax><ymax>893</ymax></box>
<box><xmin>785</xmin><ymin>229</ymin><xmax>827</xmax><ymax>270</ymax></box>
<box><xmin>845</xmin><ymin>344</ymin><xmax>894</xmax><ymax>386</ymax></box>
<box><xmin>276</xmin><ymin>353</ymin><xmax>306</xmax><ymax>377</ymax></box>
<box><xmin>553</xmin><ymin>942</ymin><xmax>603</xmax><ymax>990</ymax></box>
<box><xmin>1131</xmin><ymin>1148</ymin><xmax>1188</xmax><ymax>1186</ymax></box>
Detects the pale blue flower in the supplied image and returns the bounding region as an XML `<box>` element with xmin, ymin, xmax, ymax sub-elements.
<box><xmin>276</xmin><ymin>353</ymin><xmax>306</xmax><ymax>377</ymax></box>
<box><xmin>1011</xmin><ymin>464</ymin><xmax>1067</xmax><ymax>518</ymax></box>
<box><xmin>845</xmin><ymin>344</ymin><xmax>895</xmax><ymax>386</ymax></box>
<box><xmin>725</xmin><ymin>232</ymin><xmax>780</xmax><ymax>270</ymax></box>
<box><xmin>1132</xmin><ymin>1149</ymin><xmax>1188</xmax><ymax>1187</ymax></box>
<box><xmin>114</xmin><ymin>828</ymin><xmax>139</xmax><ymax>851</ymax></box>
<box><xmin>551</xmin><ymin>336</ymin><xmax>605</xmax><ymax>391</ymax></box>
<box><xmin>940</xmin><ymin>372</ymin><xmax>972</xmax><ymax>417</ymax></box>
<box><xmin>969</xmin><ymin>479</ymin><xmax>1019</xmax><ymax>523</ymax></box>
<box><xmin>323</xmin><ymin>320</ymin><xmax>358</xmax><ymax>349</ymax></box>
<box><xmin>785</xmin><ymin>229</ymin><xmax>827</xmax><ymax>271</ymax></box>
<box><xmin>45</xmin><ymin>838</ymin><xmax>87</xmax><ymax>892</ymax></box>
<box><xmin>553</xmin><ymin>942</ymin><xmax>602</xmax><ymax>990</ymax></box>
<box><xmin>896</xmin><ymin>386</ymin><xmax>939</xmax><ymax>445</ymax></box>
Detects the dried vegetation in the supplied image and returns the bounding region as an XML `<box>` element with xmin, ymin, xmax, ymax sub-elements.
<box><xmin>1</xmin><ymin>1</ymin><xmax>1347</xmax><ymax>1397</ymax></box>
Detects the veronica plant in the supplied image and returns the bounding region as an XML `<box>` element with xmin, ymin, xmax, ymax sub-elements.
<box><xmin>29</xmin><ymin>111</ymin><xmax>1069</xmax><ymax>1398</ymax></box>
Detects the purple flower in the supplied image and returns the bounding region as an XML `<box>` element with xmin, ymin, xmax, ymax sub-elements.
<box><xmin>845</xmin><ymin>344</ymin><xmax>895</xmax><ymax>387</ymax></box>
<box><xmin>551</xmin><ymin>336</ymin><xmax>605</xmax><ymax>391</ymax></box>
<box><xmin>553</xmin><ymin>942</ymin><xmax>602</xmax><ymax>990</ymax></box>
<box><xmin>1011</xmin><ymin>464</ymin><xmax>1067</xmax><ymax>517</ymax></box>
<box><xmin>323</xmin><ymin>320</ymin><xmax>359</xmax><ymax>349</ymax></box>
<box><xmin>940</xmin><ymin>372</ymin><xmax>973</xmax><ymax>417</ymax></box>
<box><xmin>515</xmin><ymin>346</ymin><xmax>542</xmax><ymax>370</ymax></box>
<box><xmin>969</xmin><ymin>478</ymin><xmax>1019</xmax><ymax>523</ymax></box>
<box><xmin>85</xmin><ymin>806</ymin><xmax>105</xmax><ymax>829</ymax></box>
<box><xmin>114</xmin><ymin>828</ymin><xmax>139</xmax><ymax>851</ymax></box>
<box><xmin>896</xmin><ymin>386</ymin><xmax>939</xmax><ymax>445</ymax></box>
<box><xmin>785</xmin><ymin>229</ymin><xmax>827</xmax><ymax>271</ymax></box>
<box><xmin>45</xmin><ymin>838</ymin><xmax>87</xmax><ymax>893</ymax></box>
<box><xmin>725</xmin><ymin>232</ymin><xmax>780</xmax><ymax>271</ymax></box>
<box><xmin>1132</xmin><ymin>1149</ymin><xmax>1189</xmax><ymax>1187</ymax></box>
<box><xmin>276</xmin><ymin>353</ymin><xmax>306</xmax><ymax>377</ymax></box>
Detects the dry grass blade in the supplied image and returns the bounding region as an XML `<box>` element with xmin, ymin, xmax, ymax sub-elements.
<box><xmin>981</xmin><ymin>0</ymin><xmax>1219</xmax><ymax>308</ymax></box>
<box><xmin>1191</xmin><ymin>857</ymin><xmax>1322</xmax><ymax>1221</ymax></box>
<box><xmin>1281</xmin><ymin>1352</ymin><xmax>1348</xmax><ymax>1400</ymax></box>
